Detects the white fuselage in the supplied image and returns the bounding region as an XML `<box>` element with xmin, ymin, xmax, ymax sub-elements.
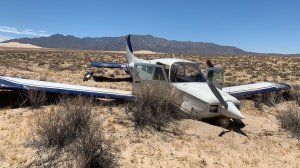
<box><xmin>130</xmin><ymin>57</ymin><xmax>244</xmax><ymax>120</ymax></box>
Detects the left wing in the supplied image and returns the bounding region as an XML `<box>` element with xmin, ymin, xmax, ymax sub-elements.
<box><xmin>223</xmin><ymin>82</ymin><xmax>290</xmax><ymax>98</ymax></box>
<box><xmin>0</xmin><ymin>76</ymin><xmax>133</xmax><ymax>100</ymax></box>
<box><xmin>91</xmin><ymin>62</ymin><xmax>128</xmax><ymax>69</ymax></box>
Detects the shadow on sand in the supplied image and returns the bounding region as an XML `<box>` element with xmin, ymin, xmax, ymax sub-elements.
<box><xmin>201</xmin><ymin>118</ymin><xmax>248</xmax><ymax>137</ymax></box>
<box><xmin>90</xmin><ymin>75</ymin><xmax>132</xmax><ymax>83</ymax></box>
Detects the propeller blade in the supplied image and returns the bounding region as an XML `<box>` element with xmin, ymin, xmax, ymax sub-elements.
<box><xmin>207</xmin><ymin>80</ymin><xmax>228</xmax><ymax>109</ymax></box>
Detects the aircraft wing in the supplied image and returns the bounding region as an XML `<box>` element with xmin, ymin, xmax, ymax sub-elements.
<box><xmin>91</xmin><ymin>62</ymin><xmax>128</xmax><ymax>69</ymax></box>
<box><xmin>0</xmin><ymin>76</ymin><xmax>133</xmax><ymax>100</ymax></box>
<box><xmin>222</xmin><ymin>82</ymin><xmax>291</xmax><ymax>98</ymax></box>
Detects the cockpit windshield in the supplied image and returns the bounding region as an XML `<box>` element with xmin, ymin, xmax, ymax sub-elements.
<box><xmin>170</xmin><ymin>62</ymin><xmax>206</xmax><ymax>83</ymax></box>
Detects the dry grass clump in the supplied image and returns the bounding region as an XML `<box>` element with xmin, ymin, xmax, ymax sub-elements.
<box><xmin>70</xmin><ymin>124</ymin><xmax>117</xmax><ymax>168</ymax></box>
<box><xmin>128</xmin><ymin>83</ymin><xmax>181</xmax><ymax>132</ymax></box>
<box><xmin>27</xmin><ymin>90</ymin><xmax>47</xmax><ymax>109</ymax></box>
<box><xmin>290</xmin><ymin>85</ymin><xmax>300</xmax><ymax>106</ymax></box>
<box><xmin>254</xmin><ymin>92</ymin><xmax>285</xmax><ymax>108</ymax></box>
<box><xmin>277</xmin><ymin>106</ymin><xmax>300</xmax><ymax>140</ymax></box>
<box><xmin>30</xmin><ymin>96</ymin><xmax>118</xmax><ymax>167</ymax></box>
<box><xmin>34</xmin><ymin>96</ymin><xmax>93</xmax><ymax>148</ymax></box>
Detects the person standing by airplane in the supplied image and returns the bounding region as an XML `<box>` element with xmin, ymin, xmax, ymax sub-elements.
<box><xmin>206</xmin><ymin>60</ymin><xmax>214</xmax><ymax>67</ymax></box>
<box><xmin>206</xmin><ymin>60</ymin><xmax>215</xmax><ymax>81</ymax></box>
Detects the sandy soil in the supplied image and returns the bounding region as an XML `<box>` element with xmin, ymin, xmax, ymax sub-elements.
<box><xmin>0</xmin><ymin>102</ymin><xmax>299</xmax><ymax>167</ymax></box>
<box><xmin>0</xmin><ymin>48</ymin><xmax>299</xmax><ymax>167</ymax></box>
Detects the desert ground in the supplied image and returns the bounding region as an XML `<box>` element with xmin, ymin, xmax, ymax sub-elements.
<box><xmin>0</xmin><ymin>47</ymin><xmax>300</xmax><ymax>167</ymax></box>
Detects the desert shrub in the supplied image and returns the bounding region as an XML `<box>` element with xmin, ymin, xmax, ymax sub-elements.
<box><xmin>70</xmin><ymin>124</ymin><xmax>117</xmax><ymax>168</ymax></box>
<box><xmin>277</xmin><ymin>106</ymin><xmax>300</xmax><ymax>140</ymax></box>
<box><xmin>0</xmin><ymin>69</ymin><xmax>6</xmax><ymax>76</ymax></box>
<box><xmin>31</xmin><ymin>96</ymin><xmax>118</xmax><ymax>167</ymax></box>
<box><xmin>128</xmin><ymin>83</ymin><xmax>181</xmax><ymax>131</ymax></box>
<box><xmin>34</xmin><ymin>96</ymin><xmax>93</xmax><ymax>148</ymax></box>
<box><xmin>254</xmin><ymin>92</ymin><xmax>285</xmax><ymax>108</ymax></box>
<box><xmin>291</xmin><ymin>85</ymin><xmax>300</xmax><ymax>106</ymax></box>
<box><xmin>27</xmin><ymin>90</ymin><xmax>47</xmax><ymax>109</ymax></box>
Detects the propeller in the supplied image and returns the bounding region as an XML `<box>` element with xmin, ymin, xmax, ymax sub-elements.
<box><xmin>207</xmin><ymin>80</ymin><xmax>244</xmax><ymax>119</ymax></box>
<box><xmin>207</xmin><ymin>80</ymin><xmax>228</xmax><ymax>109</ymax></box>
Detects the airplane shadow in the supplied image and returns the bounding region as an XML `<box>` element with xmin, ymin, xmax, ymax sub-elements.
<box><xmin>91</xmin><ymin>75</ymin><xmax>132</xmax><ymax>82</ymax></box>
<box><xmin>218</xmin><ymin>128</ymin><xmax>248</xmax><ymax>137</ymax></box>
<box><xmin>0</xmin><ymin>90</ymin><xmax>26</xmax><ymax>108</ymax></box>
<box><xmin>0</xmin><ymin>90</ymin><xmax>67</xmax><ymax>109</ymax></box>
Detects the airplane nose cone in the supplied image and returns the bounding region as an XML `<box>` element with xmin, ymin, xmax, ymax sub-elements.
<box><xmin>221</xmin><ymin>101</ymin><xmax>244</xmax><ymax>119</ymax></box>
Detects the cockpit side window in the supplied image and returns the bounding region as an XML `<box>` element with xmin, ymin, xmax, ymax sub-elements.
<box><xmin>135</xmin><ymin>64</ymin><xmax>166</xmax><ymax>81</ymax></box>
<box><xmin>170</xmin><ymin>62</ymin><xmax>206</xmax><ymax>83</ymax></box>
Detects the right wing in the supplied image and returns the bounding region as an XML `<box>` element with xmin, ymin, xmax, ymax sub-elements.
<box><xmin>222</xmin><ymin>82</ymin><xmax>290</xmax><ymax>98</ymax></box>
<box><xmin>0</xmin><ymin>76</ymin><xmax>133</xmax><ymax>100</ymax></box>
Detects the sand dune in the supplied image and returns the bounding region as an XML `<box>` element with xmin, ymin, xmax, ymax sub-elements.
<box><xmin>0</xmin><ymin>42</ymin><xmax>42</xmax><ymax>49</ymax></box>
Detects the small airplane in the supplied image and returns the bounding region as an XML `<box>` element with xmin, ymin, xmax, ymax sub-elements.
<box><xmin>86</xmin><ymin>35</ymin><xmax>290</xmax><ymax>124</ymax></box>
<box><xmin>0</xmin><ymin>35</ymin><xmax>290</xmax><ymax>127</ymax></box>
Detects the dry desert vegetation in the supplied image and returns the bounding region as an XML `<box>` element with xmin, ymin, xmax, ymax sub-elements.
<box><xmin>0</xmin><ymin>47</ymin><xmax>300</xmax><ymax>167</ymax></box>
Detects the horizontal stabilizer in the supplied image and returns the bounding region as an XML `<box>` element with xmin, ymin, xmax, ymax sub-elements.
<box><xmin>223</xmin><ymin>82</ymin><xmax>290</xmax><ymax>98</ymax></box>
<box><xmin>91</xmin><ymin>62</ymin><xmax>127</xmax><ymax>69</ymax></box>
<box><xmin>0</xmin><ymin>76</ymin><xmax>133</xmax><ymax>100</ymax></box>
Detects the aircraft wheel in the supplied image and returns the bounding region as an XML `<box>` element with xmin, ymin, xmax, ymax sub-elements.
<box><xmin>217</xmin><ymin>118</ymin><xmax>231</xmax><ymax>128</ymax></box>
<box><xmin>83</xmin><ymin>71</ymin><xmax>94</xmax><ymax>81</ymax></box>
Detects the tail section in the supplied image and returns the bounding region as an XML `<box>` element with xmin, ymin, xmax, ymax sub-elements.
<box><xmin>126</xmin><ymin>35</ymin><xmax>136</xmax><ymax>64</ymax></box>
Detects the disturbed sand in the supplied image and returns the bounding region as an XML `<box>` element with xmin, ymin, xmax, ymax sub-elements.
<box><xmin>0</xmin><ymin>48</ymin><xmax>299</xmax><ymax>167</ymax></box>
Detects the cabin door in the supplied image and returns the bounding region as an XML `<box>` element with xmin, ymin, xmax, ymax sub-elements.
<box><xmin>206</xmin><ymin>67</ymin><xmax>224</xmax><ymax>89</ymax></box>
<box><xmin>132</xmin><ymin>63</ymin><xmax>168</xmax><ymax>95</ymax></box>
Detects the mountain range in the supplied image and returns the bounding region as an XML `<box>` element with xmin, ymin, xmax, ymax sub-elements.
<box><xmin>3</xmin><ymin>34</ymin><xmax>247</xmax><ymax>55</ymax></box>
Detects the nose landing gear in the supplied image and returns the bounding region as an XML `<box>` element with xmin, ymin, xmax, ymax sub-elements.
<box><xmin>217</xmin><ymin>118</ymin><xmax>246</xmax><ymax>129</ymax></box>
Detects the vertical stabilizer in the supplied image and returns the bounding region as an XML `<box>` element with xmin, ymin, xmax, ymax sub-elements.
<box><xmin>126</xmin><ymin>35</ymin><xmax>136</xmax><ymax>64</ymax></box>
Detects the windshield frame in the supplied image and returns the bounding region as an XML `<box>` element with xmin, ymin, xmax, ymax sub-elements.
<box><xmin>169</xmin><ymin>62</ymin><xmax>206</xmax><ymax>83</ymax></box>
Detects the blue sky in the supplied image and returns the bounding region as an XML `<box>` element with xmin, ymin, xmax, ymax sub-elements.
<box><xmin>0</xmin><ymin>0</ymin><xmax>299</xmax><ymax>54</ymax></box>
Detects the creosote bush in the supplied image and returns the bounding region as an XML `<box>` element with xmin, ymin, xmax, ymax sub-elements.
<box><xmin>277</xmin><ymin>106</ymin><xmax>300</xmax><ymax>140</ymax></box>
<box><xmin>255</xmin><ymin>92</ymin><xmax>285</xmax><ymax>107</ymax></box>
<box><xmin>128</xmin><ymin>83</ymin><xmax>181</xmax><ymax>131</ymax></box>
<box><xmin>291</xmin><ymin>85</ymin><xmax>300</xmax><ymax>106</ymax></box>
<box><xmin>27</xmin><ymin>90</ymin><xmax>47</xmax><ymax>109</ymax></box>
<box><xmin>71</xmin><ymin>124</ymin><xmax>117</xmax><ymax>168</ymax></box>
<box><xmin>34</xmin><ymin>96</ymin><xmax>93</xmax><ymax>148</ymax></box>
<box><xmin>32</xmin><ymin>96</ymin><xmax>118</xmax><ymax>167</ymax></box>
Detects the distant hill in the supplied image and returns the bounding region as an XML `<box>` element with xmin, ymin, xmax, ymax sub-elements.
<box><xmin>4</xmin><ymin>34</ymin><xmax>246</xmax><ymax>55</ymax></box>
